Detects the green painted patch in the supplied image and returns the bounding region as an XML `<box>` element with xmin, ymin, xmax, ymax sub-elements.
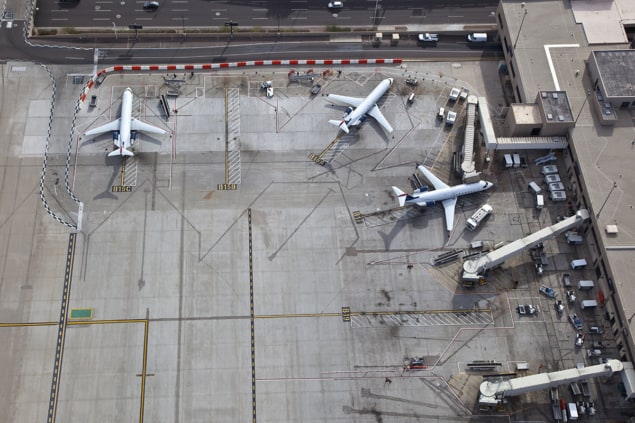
<box><xmin>70</xmin><ymin>308</ymin><xmax>93</xmax><ymax>319</ymax></box>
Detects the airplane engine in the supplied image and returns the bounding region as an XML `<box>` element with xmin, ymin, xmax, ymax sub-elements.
<box><xmin>423</xmin><ymin>200</ymin><xmax>435</xmax><ymax>206</ymax></box>
<box><xmin>358</xmin><ymin>115</ymin><xmax>367</xmax><ymax>123</ymax></box>
<box><xmin>112</xmin><ymin>131</ymin><xmax>120</xmax><ymax>142</ymax></box>
<box><xmin>130</xmin><ymin>131</ymin><xmax>138</xmax><ymax>141</ymax></box>
<box><xmin>414</xmin><ymin>185</ymin><xmax>429</xmax><ymax>194</ymax></box>
<box><xmin>342</xmin><ymin>106</ymin><xmax>354</xmax><ymax>117</ymax></box>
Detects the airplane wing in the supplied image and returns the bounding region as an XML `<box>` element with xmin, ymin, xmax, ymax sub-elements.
<box><xmin>417</xmin><ymin>165</ymin><xmax>449</xmax><ymax>190</ymax></box>
<box><xmin>367</xmin><ymin>105</ymin><xmax>394</xmax><ymax>134</ymax></box>
<box><xmin>325</xmin><ymin>94</ymin><xmax>364</xmax><ymax>108</ymax></box>
<box><xmin>130</xmin><ymin>118</ymin><xmax>166</xmax><ymax>135</ymax></box>
<box><xmin>441</xmin><ymin>198</ymin><xmax>457</xmax><ymax>232</ymax></box>
<box><xmin>84</xmin><ymin>119</ymin><xmax>121</xmax><ymax>137</ymax></box>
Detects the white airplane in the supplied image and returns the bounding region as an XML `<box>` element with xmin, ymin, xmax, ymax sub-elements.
<box><xmin>391</xmin><ymin>164</ymin><xmax>494</xmax><ymax>233</ymax></box>
<box><xmin>325</xmin><ymin>77</ymin><xmax>394</xmax><ymax>134</ymax></box>
<box><xmin>84</xmin><ymin>87</ymin><xmax>166</xmax><ymax>157</ymax></box>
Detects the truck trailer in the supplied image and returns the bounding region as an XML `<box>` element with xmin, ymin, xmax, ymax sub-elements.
<box><xmin>466</xmin><ymin>204</ymin><xmax>493</xmax><ymax>231</ymax></box>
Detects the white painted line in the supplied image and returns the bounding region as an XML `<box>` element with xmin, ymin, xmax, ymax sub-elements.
<box><xmin>544</xmin><ymin>44</ymin><xmax>579</xmax><ymax>91</ymax></box>
<box><xmin>77</xmin><ymin>202</ymin><xmax>84</xmax><ymax>232</ymax></box>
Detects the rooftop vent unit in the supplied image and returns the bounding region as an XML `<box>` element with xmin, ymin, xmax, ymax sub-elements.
<box><xmin>552</xmin><ymin>92</ymin><xmax>559</xmax><ymax>99</ymax></box>
<box><xmin>558</xmin><ymin>115</ymin><xmax>564</xmax><ymax>121</ymax></box>
<box><xmin>547</xmin><ymin>113</ymin><xmax>553</xmax><ymax>120</ymax></box>
<box><xmin>541</xmin><ymin>92</ymin><xmax>548</xmax><ymax>98</ymax></box>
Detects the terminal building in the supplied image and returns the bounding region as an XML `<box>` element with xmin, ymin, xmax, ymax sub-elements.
<box><xmin>495</xmin><ymin>0</ymin><xmax>635</xmax><ymax>370</ymax></box>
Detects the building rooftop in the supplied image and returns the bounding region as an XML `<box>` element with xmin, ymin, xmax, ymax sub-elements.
<box><xmin>500</xmin><ymin>0</ymin><xmax>635</xmax><ymax>360</ymax></box>
<box><xmin>538</xmin><ymin>91</ymin><xmax>573</xmax><ymax>122</ymax></box>
<box><xmin>510</xmin><ymin>103</ymin><xmax>540</xmax><ymax>124</ymax></box>
<box><xmin>591</xmin><ymin>50</ymin><xmax>635</xmax><ymax>98</ymax></box>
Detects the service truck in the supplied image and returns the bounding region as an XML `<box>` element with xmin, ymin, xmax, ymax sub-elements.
<box><xmin>466</xmin><ymin>204</ymin><xmax>493</xmax><ymax>231</ymax></box>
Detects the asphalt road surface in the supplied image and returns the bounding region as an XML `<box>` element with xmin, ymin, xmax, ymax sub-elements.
<box><xmin>34</xmin><ymin>0</ymin><xmax>498</xmax><ymax>29</ymax></box>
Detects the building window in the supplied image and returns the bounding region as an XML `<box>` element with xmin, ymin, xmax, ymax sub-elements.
<box><xmin>504</xmin><ymin>36</ymin><xmax>510</xmax><ymax>55</ymax></box>
<box><xmin>498</xmin><ymin>13</ymin><xmax>503</xmax><ymax>29</ymax></box>
<box><xmin>509</xmin><ymin>61</ymin><xmax>516</xmax><ymax>78</ymax></box>
<box><xmin>516</xmin><ymin>86</ymin><xmax>522</xmax><ymax>103</ymax></box>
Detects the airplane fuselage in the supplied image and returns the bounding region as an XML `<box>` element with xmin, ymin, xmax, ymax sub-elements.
<box><xmin>405</xmin><ymin>181</ymin><xmax>492</xmax><ymax>206</ymax></box>
<box><xmin>119</xmin><ymin>88</ymin><xmax>134</xmax><ymax>150</ymax></box>
<box><xmin>344</xmin><ymin>78</ymin><xmax>392</xmax><ymax>127</ymax></box>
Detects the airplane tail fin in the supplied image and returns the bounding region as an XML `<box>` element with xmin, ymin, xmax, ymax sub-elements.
<box><xmin>328</xmin><ymin>120</ymin><xmax>350</xmax><ymax>133</ymax></box>
<box><xmin>108</xmin><ymin>148</ymin><xmax>134</xmax><ymax>157</ymax></box>
<box><xmin>391</xmin><ymin>186</ymin><xmax>408</xmax><ymax>207</ymax></box>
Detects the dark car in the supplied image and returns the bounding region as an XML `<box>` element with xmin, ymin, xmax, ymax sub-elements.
<box><xmin>143</xmin><ymin>1</ymin><xmax>159</xmax><ymax>10</ymax></box>
<box><xmin>310</xmin><ymin>84</ymin><xmax>322</xmax><ymax>95</ymax></box>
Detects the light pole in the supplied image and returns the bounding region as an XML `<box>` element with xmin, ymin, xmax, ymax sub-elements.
<box><xmin>596</xmin><ymin>181</ymin><xmax>617</xmax><ymax>218</ymax></box>
<box><xmin>574</xmin><ymin>89</ymin><xmax>592</xmax><ymax>124</ymax></box>
<box><xmin>513</xmin><ymin>6</ymin><xmax>528</xmax><ymax>51</ymax></box>
<box><xmin>112</xmin><ymin>22</ymin><xmax>118</xmax><ymax>40</ymax></box>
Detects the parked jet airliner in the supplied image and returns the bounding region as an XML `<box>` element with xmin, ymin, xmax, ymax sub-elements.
<box><xmin>391</xmin><ymin>164</ymin><xmax>494</xmax><ymax>233</ymax></box>
<box><xmin>84</xmin><ymin>87</ymin><xmax>166</xmax><ymax>157</ymax></box>
<box><xmin>325</xmin><ymin>78</ymin><xmax>394</xmax><ymax>134</ymax></box>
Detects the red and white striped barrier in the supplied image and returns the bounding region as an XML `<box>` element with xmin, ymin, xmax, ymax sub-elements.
<box><xmin>80</xmin><ymin>58</ymin><xmax>402</xmax><ymax>102</ymax></box>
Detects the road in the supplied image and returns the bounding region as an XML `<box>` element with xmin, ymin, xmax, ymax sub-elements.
<box><xmin>1</xmin><ymin>20</ymin><xmax>502</xmax><ymax>65</ymax></box>
<box><xmin>34</xmin><ymin>0</ymin><xmax>498</xmax><ymax>29</ymax></box>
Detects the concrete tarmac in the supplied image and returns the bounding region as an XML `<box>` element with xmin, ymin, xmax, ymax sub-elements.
<box><xmin>0</xmin><ymin>60</ymin><xmax>631</xmax><ymax>422</ymax></box>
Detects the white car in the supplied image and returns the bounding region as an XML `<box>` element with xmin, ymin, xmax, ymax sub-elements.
<box><xmin>449</xmin><ymin>87</ymin><xmax>461</xmax><ymax>102</ymax></box>
<box><xmin>328</xmin><ymin>1</ymin><xmax>343</xmax><ymax>9</ymax></box>
<box><xmin>445</xmin><ymin>111</ymin><xmax>457</xmax><ymax>125</ymax></box>
<box><xmin>418</xmin><ymin>33</ymin><xmax>439</xmax><ymax>43</ymax></box>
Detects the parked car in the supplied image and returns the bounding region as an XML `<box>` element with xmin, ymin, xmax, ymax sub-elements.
<box><xmin>445</xmin><ymin>111</ymin><xmax>457</xmax><ymax>125</ymax></box>
<box><xmin>539</xmin><ymin>285</ymin><xmax>558</xmax><ymax>298</ymax></box>
<box><xmin>310</xmin><ymin>84</ymin><xmax>322</xmax><ymax>95</ymax></box>
<box><xmin>449</xmin><ymin>87</ymin><xmax>461</xmax><ymax>101</ymax></box>
<box><xmin>554</xmin><ymin>300</ymin><xmax>564</xmax><ymax>314</ymax></box>
<box><xmin>328</xmin><ymin>1</ymin><xmax>343</xmax><ymax>9</ymax></box>
<box><xmin>405</xmin><ymin>77</ymin><xmax>418</xmax><ymax>86</ymax></box>
<box><xmin>569</xmin><ymin>313</ymin><xmax>583</xmax><ymax>330</ymax></box>
<box><xmin>517</xmin><ymin>304</ymin><xmax>537</xmax><ymax>315</ymax></box>
<box><xmin>575</xmin><ymin>332</ymin><xmax>585</xmax><ymax>347</ymax></box>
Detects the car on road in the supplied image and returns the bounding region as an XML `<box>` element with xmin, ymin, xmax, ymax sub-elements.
<box><xmin>554</xmin><ymin>300</ymin><xmax>564</xmax><ymax>314</ymax></box>
<box><xmin>328</xmin><ymin>1</ymin><xmax>343</xmax><ymax>9</ymax></box>
<box><xmin>143</xmin><ymin>1</ymin><xmax>159</xmax><ymax>10</ymax></box>
<box><xmin>418</xmin><ymin>33</ymin><xmax>439</xmax><ymax>43</ymax></box>
<box><xmin>405</xmin><ymin>77</ymin><xmax>418</xmax><ymax>86</ymax></box>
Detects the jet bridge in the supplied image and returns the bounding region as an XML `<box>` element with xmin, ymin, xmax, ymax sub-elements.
<box><xmin>479</xmin><ymin>359</ymin><xmax>624</xmax><ymax>408</ymax></box>
<box><xmin>462</xmin><ymin>209</ymin><xmax>590</xmax><ymax>282</ymax></box>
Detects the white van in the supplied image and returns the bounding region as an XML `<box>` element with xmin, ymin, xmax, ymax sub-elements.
<box><xmin>536</xmin><ymin>194</ymin><xmax>544</xmax><ymax>209</ymax></box>
<box><xmin>407</xmin><ymin>93</ymin><xmax>415</xmax><ymax>104</ymax></box>
<box><xmin>550</xmin><ymin>190</ymin><xmax>566</xmax><ymax>201</ymax></box>
<box><xmin>504</xmin><ymin>154</ymin><xmax>513</xmax><ymax>168</ymax></box>
<box><xmin>568</xmin><ymin>402</ymin><xmax>579</xmax><ymax>420</ymax></box>
<box><xmin>528</xmin><ymin>181</ymin><xmax>542</xmax><ymax>195</ymax></box>
<box><xmin>513</xmin><ymin>153</ymin><xmax>521</xmax><ymax>168</ymax></box>
<box><xmin>544</xmin><ymin>174</ymin><xmax>561</xmax><ymax>184</ymax></box>
<box><xmin>581</xmin><ymin>300</ymin><xmax>598</xmax><ymax>310</ymax></box>
<box><xmin>548</xmin><ymin>182</ymin><xmax>565</xmax><ymax>192</ymax></box>
<box><xmin>570</xmin><ymin>259</ymin><xmax>587</xmax><ymax>270</ymax></box>
<box><xmin>541</xmin><ymin>165</ymin><xmax>559</xmax><ymax>175</ymax></box>
<box><xmin>467</xmin><ymin>33</ymin><xmax>487</xmax><ymax>42</ymax></box>
<box><xmin>578</xmin><ymin>280</ymin><xmax>594</xmax><ymax>290</ymax></box>
<box><xmin>566</xmin><ymin>231</ymin><xmax>583</xmax><ymax>245</ymax></box>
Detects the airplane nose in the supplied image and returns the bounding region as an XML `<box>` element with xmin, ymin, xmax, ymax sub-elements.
<box><xmin>388</xmin><ymin>78</ymin><xmax>394</xmax><ymax>85</ymax></box>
